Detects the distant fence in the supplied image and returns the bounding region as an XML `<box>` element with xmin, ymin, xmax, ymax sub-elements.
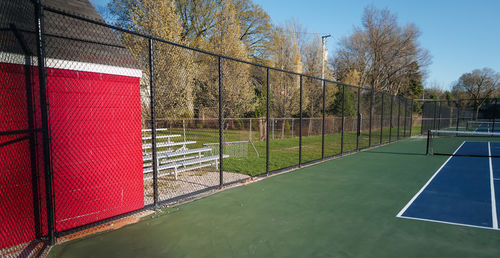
<box><xmin>416</xmin><ymin>98</ymin><xmax>499</xmax><ymax>134</ymax></box>
<box><xmin>0</xmin><ymin>0</ymin><xmax>414</xmax><ymax>252</ymax></box>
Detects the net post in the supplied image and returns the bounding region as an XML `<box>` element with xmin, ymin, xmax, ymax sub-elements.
<box><xmin>341</xmin><ymin>84</ymin><xmax>345</xmax><ymax>154</ymax></box>
<box><xmin>356</xmin><ymin>88</ymin><xmax>361</xmax><ymax>150</ymax></box>
<box><xmin>266</xmin><ymin>68</ymin><xmax>270</xmax><ymax>175</ymax></box>
<box><xmin>321</xmin><ymin>80</ymin><xmax>326</xmax><ymax>159</ymax></box>
<box><xmin>148</xmin><ymin>38</ymin><xmax>159</xmax><ymax>207</ymax></box>
<box><xmin>35</xmin><ymin>0</ymin><xmax>55</xmax><ymax>245</ymax></box>
<box><xmin>380</xmin><ymin>93</ymin><xmax>384</xmax><ymax>144</ymax></box>
<box><xmin>218</xmin><ymin>56</ymin><xmax>223</xmax><ymax>188</ymax></box>
<box><xmin>426</xmin><ymin>130</ymin><xmax>431</xmax><ymax>155</ymax></box>
<box><xmin>299</xmin><ymin>75</ymin><xmax>303</xmax><ymax>167</ymax></box>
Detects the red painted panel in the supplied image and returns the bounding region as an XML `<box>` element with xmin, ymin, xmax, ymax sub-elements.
<box><xmin>0</xmin><ymin>62</ymin><xmax>143</xmax><ymax>248</ymax></box>
<box><xmin>46</xmin><ymin>68</ymin><xmax>144</xmax><ymax>232</ymax></box>
<box><xmin>0</xmin><ymin>63</ymin><xmax>40</xmax><ymax>248</ymax></box>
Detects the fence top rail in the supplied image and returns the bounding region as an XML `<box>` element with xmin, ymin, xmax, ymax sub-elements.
<box><xmin>38</xmin><ymin>4</ymin><xmax>411</xmax><ymax>101</ymax></box>
<box><xmin>415</xmin><ymin>98</ymin><xmax>499</xmax><ymax>102</ymax></box>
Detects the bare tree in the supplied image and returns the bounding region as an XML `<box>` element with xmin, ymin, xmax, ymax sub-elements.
<box><xmin>194</xmin><ymin>0</ymin><xmax>256</xmax><ymax>121</ymax></box>
<box><xmin>114</xmin><ymin>0</ymin><xmax>196</xmax><ymax>119</ymax></box>
<box><xmin>301</xmin><ymin>35</ymin><xmax>323</xmax><ymax>135</ymax></box>
<box><xmin>333</xmin><ymin>5</ymin><xmax>431</xmax><ymax>95</ymax></box>
<box><xmin>452</xmin><ymin>68</ymin><xmax>500</xmax><ymax>119</ymax></box>
<box><xmin>268</xmin><ymin>22</ymin><xmax>302</xmax><ymax>138</ymax></box>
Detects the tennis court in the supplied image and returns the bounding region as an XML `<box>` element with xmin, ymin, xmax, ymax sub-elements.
<box><xmin>468</xmin><ymin>121</ymin><xmax>500</xmax><ymax>133</ymax></box>
<box><xmin>48</xmin><ymin>138</ymin><xmax>500</xmax><ymax>258</ymax></box>
<box><xmin>399</xmin><ymin>140</ymin><xmax>500</xmax><ymax>229</ymax></box>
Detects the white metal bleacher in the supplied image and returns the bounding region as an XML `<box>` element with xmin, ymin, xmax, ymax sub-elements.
<box><xmin>141</xmin><ymin>134</ymin><xmax>181</xmax><ymax>141</ymax></box>
<box><xmin>142</xmin><ymin>128</ymin><xmax>228</xmax><ymax>180</ymax></box>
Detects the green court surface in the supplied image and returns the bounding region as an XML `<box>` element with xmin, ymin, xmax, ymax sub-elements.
<box><xmin>48</xmin><ymin>138</ymin><xmax>500</xmax><ymax>258</ymax></box>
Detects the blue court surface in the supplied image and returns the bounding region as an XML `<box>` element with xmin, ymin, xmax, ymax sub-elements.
<box><xmin>474</xmin><ymin>123</ymin><xmax>500</xmax><ymax>133</ymax></box>
<box><xmin>398</xmin><ymin>141</ymin><xmax>500</xmax><ymax>230</ymax></box>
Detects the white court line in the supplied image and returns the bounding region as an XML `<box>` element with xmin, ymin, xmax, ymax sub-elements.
<box><xmin>396</xmin><ymin>141</ymin><xmax>466</xmax><ymax>217</ymax></box>
<box><xmin>488</xmin><ymin>142</ymin><xmax>499</xmax><ymax>229</ymax></box>
<box><xmin>398</xmin><ymin>215</ymin><xmax>498</xmax><ymax>231</ymax></box>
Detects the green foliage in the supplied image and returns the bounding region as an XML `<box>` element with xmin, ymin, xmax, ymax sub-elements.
<box><xmin>245</xmin><ymin>87</ymin><xmax>266</xmax><ymax>118</ymax></box>
<box><xmin>105</xmin><ymin>1</ymin><xmax>417</xmax><ymax>121</ymax></box>
<box><xmin>284</xmin><ymin>120</ymin><xmax>291</xmax><ymax>133</ymax></box>
<box><xmin>236</xmin><ymin>119</ymin><xmax>245</xmax><ymax>130</ymax></box>
<box><xmin>330</xmin><ymin>87</ymin><xmax>357</xmax><ymax>117</ymax></box>
<box><xmin>407</xmin><ymin>79</ymin><xmax>424</xmax><ymax>99</ymax></box>
<box><xmin>413</xmin><ymin>101</ymin><xmax>423</xmax><ymax>114</ymax></box>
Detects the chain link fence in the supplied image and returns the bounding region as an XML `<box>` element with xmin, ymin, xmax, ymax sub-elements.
<box><xmin>0</xmin><ymin>0</ymin><xmax>414</xmax><ymax>254</ymax></box>
<box><xmin>418</xmin><ymin>98</ymin><xmax>500</xmax><ymax>134</ymax></box>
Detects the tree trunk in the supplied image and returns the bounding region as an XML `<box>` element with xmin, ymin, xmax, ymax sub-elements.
<box><xmin>259</xmin><ymin>118</ymin><xmax>266</xmax><ymax>141</ymax></box>
<box><xmin>308</xmin><ymin>103</ymin><xmax>314</xmax><ymax>136</ymax></box>
<box><xmin>281</xmin><ymin>119</ymin><xmax>285</xmax><ymax>139</ymax></box>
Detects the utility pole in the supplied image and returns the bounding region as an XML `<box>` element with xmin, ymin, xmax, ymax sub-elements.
<box><xmin>321</xmin><ymin>34</ymin><xmax>331</xmax><ymax>80</ymax></box>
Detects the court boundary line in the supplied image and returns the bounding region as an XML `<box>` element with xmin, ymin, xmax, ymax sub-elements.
<box><xmin>398</xmin><ymin>215</ymin><xmax>499</xmax><ymax>231</ymax></box>
<box><xmin>396</xmin><ymin>141</ymin><xmax>466</xmax><ymax>218</ymax></box>
<box><xmin>488</xmin><ymin>142</ymin><xmax>498</xmax><ymax>229</ymax></box>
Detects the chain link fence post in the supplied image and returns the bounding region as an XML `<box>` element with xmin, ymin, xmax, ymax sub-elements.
<box><xmin>437</xmin><ymin>101</ymin><xmax>442</xmax><ymax>130</ymax></box>
<box><xmin>380</xmin><ymin>93</ymin><xmax>384</xmax><ymax>144</ymax></box>
<box><xmin>356</xmin><ymin>87</ymin><xmax>361</xmax><ymax>150</ymax></box>
<box><xmin>35</xmin><ymin>0</ymin><xmax>55</xmax><ymax>245</ymax></box>
<box><xmin>433</xmin><ymin>101</ymin><xmax>438</xmax><ymax>130</ymax></box>
<box><xmin>266</xmin><ymin>68</ymin><xmax>270</xmax><ymax>175</ymax></box>
<box><xmin>299</xmin><ymin>75</ymin><xmax>303</xmax><ymax>167</ymax></box>
<box><xmin>403</xmin><ymin>98</ymin><xmax>408</xmax><ymax>137</ymax></box>
<box><xmin>397</xmin><ymin>97</ymin><xmax>401</xmax><ymax>140</ymax></box>
<box><xmin>493</xmin><ymin>98</ymin><xmax>497</xmax><ymax>132</ymax></box>
<box><xmin>409</xmin><ymin>99</ymin><xmax>414</xmax><ymax>137</ymax></box>
<box><xmin>218</xmin><ymin>56</ymin><xmax>223</xmax><ymax>188</ymax></box>
<box><xmin>148</xmin><ymin>38</ymin><xmax>159</xmax><ymax>207</ymax></box>
<box><xmin>368</xmin><ymin>89</ymin><xmax>373</xmax><ymax>146</ymax></box>
<box><xmin>389</xmin><ymin>95</ymin><xmax>394</xmax><ymax>142</ymax></box>
<box><xmin>341</xmin><ymin>84</ymin><xmax>345</xmax><ymax>154</ymax></box>
<box><xmin>322</xmin><ymin>80</ymin><xmax>326</xmax><ymax>159</ymax></box>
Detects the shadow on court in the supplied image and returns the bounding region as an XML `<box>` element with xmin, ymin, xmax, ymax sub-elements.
<box><xmin>48</xmin><ymin>138</ymin><xmax>500</xmax><ymax>258</ymax></box>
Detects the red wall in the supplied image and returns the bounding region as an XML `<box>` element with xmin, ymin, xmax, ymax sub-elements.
<box><xmin>0</xmin><ymin>62</ymin><xmax>144</xmax><ymax>248</ymax></box>
<box><xmin>0</xmin><ymin>62</ymin><xmax>46</xmax><ymax>248</ymax></box>
<box><xmin>47</xmin><ymin>67</ymin><xmax>144</xmax><ymax>232</ymax></box>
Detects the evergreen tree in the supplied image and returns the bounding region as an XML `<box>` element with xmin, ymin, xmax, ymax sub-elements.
<box><xmin>331</xmin><ymin>86</ymin><xmax>357</xmax><ymax>118</ymax></box>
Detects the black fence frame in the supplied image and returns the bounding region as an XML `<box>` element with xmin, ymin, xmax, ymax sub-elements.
<box><xmin>1</xmin><ymin>0</ymin><xmax>414</xmax><ymax>248</ymax></box>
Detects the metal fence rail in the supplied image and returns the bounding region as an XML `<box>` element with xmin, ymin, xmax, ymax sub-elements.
<box><xmin>0</xmin><ymin>0</ymin><xmax>414</xmax><ymax>252</ymax></box>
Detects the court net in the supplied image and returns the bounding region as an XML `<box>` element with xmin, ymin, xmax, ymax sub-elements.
<box><xmin>466</xmin><ymin>121</ymin><xmax>500</xmax><ymax>132</ymax></box>
<box><xmin>426</xmin><ymin>129</ymin><xmax>500</xmax><ymax>157</ymax></box>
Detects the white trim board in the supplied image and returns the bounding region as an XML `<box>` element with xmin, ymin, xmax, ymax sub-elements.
<box><xmin>0</xmin><ymin>52</ymin><xmax>142</xmax><ymax>78</ymax></box>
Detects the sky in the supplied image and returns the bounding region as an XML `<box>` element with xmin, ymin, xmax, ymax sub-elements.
<box><xmin>90</xmin><ymin>0</ymin><xmax>500</xmax><ymax>90</ymax></box>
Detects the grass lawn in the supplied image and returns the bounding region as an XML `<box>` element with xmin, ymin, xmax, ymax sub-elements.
<box><xmin>144</xmin><ymin>126</ymin><xmax>421</xmax><ymax>176</ymax></box>
<box><xmin>48</xmin><ymin>138</ymin><xmax>500</xmax><ymax>258</ymax></box>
